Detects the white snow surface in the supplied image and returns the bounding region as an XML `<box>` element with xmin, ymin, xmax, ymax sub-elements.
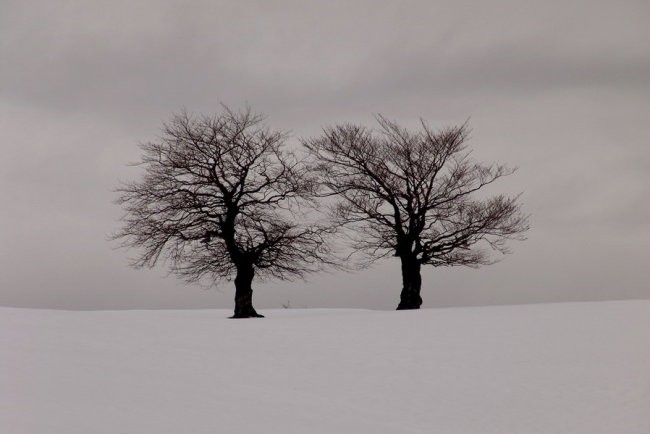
<box><xmin>2</xmin><ymin>300</ymin><xmax>649</xmax><ymax>434</ymax></box>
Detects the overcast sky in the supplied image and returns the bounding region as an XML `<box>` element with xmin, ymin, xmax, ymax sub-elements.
<box><xmin>1</xmin><ymin>0</ymin><xmax>648</xmax><ymax>310</ymax></box>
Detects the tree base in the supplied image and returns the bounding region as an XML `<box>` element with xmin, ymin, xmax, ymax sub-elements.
<box><xmin>396</xmin><ymin>303</ymin><xmax>421</xmax><ymax>310</ymax></box>
<box><xmin>230</xmin><ymin>310</ymin><xmax>265</xmax><ymax>319</ymax></box>
<box><xmin>396</xmin><ymin>292</ymin><xmax>423</xmax><ymax>310</ymax></box>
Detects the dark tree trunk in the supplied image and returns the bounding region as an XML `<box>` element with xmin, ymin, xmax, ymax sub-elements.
<box><xmin>396</xmin><ymin>254</ymin><xmax>423</xmax><ymax>310</ymax></box>
<box><xmin>231</xmin><ymin>263</ymin><xmax>264</xmax><ymax>318</ymax></box>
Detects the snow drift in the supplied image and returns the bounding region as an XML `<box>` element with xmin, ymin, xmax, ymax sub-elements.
<box><xmin>2</xmin><ymin>300</ymin><xmax>649</xmax><ymax>433</ymax></box>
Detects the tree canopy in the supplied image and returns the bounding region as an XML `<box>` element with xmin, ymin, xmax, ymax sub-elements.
<box><xmin>114</xmin><ymin>107</ymin><xmax>333</xmax><ymax>317</ymax></box>
<box><xmin>304</xmin><ymin>117</ymin><xmax>529</xmax><ymax>309</ymax></box>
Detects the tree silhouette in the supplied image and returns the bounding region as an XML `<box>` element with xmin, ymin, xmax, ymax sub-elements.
<box><xmin>115</xmin><ymin>107</ymin><xmax>332</xmax><ymax>318</ymax></box>
<box><xmin>305</xmin><ymin>117</ymin><xmax>529</xmax><ymax>309</ymax></box>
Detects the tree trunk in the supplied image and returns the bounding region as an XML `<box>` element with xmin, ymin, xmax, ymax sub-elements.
<box><xmin>396</xmin><ymin>255</ymin><xmax>423</xmax><ymax>310</ymax></box>
<box><xmin>231</xmin><ymin>264</ymin><xmax>264</xmax><ymax>318</ymax></box>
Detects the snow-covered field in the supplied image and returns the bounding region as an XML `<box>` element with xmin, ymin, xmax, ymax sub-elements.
<box><xmin>2</xmin><ymin>300</ymin><xmax>649</xmax><ymax>433</ymax></box>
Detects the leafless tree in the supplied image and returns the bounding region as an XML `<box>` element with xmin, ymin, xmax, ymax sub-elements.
<box><xmin>114</xmin><ymin>106</ymin><xmax>333</xmax><ymax>318</ymax></box>
<box><xmin>304</xmin><ymin>117</ymin><xmax>529</xmax><ymax>310</ymax></box>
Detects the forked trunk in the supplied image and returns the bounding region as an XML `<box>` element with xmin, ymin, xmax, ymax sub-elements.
<box><xmin>396</xmin><ymin>255</ymin><xmax>423</xmax><ymax>310</ymax></box>
<box><xmin>231</xmin><ymin>264</ymin><xmax>264</xmax><ymax>318</ymax></box>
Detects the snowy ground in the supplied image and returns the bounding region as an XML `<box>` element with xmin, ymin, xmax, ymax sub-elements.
<box><xmin>2</xmin><ymin>300</ymin><xmax>649</xmax><ymax>434</ymax></box>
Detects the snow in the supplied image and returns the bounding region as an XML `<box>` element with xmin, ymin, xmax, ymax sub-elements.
<box><xmin>2</xmin><ymin>300</ymin><xmax>649</xmax><ymax>433</ymax></box>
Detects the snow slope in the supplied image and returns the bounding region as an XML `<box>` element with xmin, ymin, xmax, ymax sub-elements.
<box><xmin>2</xmin><ymin>300</ymin><xmax>649</xmax><ymax>433</ymax></box>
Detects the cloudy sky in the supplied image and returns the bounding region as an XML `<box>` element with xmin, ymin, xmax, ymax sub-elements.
<box><xmin>1</xmin><ymin>0</ymin><xmax>648</xmax><ymax>310</ymax></box>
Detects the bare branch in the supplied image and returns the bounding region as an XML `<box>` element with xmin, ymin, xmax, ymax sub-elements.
<box><xmin>304</xmin><ymin>118</ymin><xmax>529</xmax><ymax>269</ymax></box>
<box><xmin>113</xmin><ymin>106</ymin><xmax>336</xmax><ymax>317</ymax></box>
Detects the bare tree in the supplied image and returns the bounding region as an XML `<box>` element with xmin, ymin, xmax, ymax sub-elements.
<box><xmin>304</xmin><ymin>117</ymin><xmax>529</xmax><ymax>310</ymax></box>
<box><xmin>114</xmin><ymin>106</ymin><xmax>332</xmax><ymax>318</ymax></box>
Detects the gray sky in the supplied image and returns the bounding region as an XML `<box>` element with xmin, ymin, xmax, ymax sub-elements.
<box><xmin>1</xmin><ymin>0</ymin><xmax>649</xmax><ymax>310</ymax></box>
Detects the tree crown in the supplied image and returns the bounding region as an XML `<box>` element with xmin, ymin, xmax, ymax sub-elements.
<box><xmin>114</xmin><ymin>106</ymin><xmax>333</xmax><ymax>284</ymax></box>
<box><xmin>304</xmin><ymin>116</ymin><xmax>529</xmax><ymax>267</ymax></box>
